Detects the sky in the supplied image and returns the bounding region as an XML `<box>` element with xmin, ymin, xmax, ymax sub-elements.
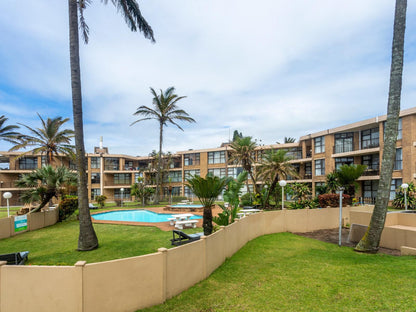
<box><xmin>1</xmin><ymin>1</ymin><xmax>416</xmax><ymax>156</ymax></box>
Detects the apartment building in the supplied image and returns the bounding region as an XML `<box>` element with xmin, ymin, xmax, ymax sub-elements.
<box><xmin>1</xmin><ymin>107</ymin><xmax>415</xmax><ymax>206</ymax></box>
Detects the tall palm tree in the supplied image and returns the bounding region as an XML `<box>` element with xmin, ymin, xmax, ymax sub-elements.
<box><xmin>0</xmin><ymin>115</ymin><xmax>20</xmax><ymax>143</ymax></box>
<box><xmin>257</xmin><ymin>149</ymin><xmax>298</xmax><ymax>208</ymax></box>
<box><xmin>187</xmin><ymin>174</ymin><xmax>231</xmax><ymax>235</ymax></box>
<box><xmin>131</xmin><ymin>87</ymin><xmax>195</xmax><ymax>203</ymax></box>
<box><xmin>68</xmin><ymin>0</ymin><xmax>154</xmax><ymax>251</ymax></box>
<box><xmin>10</xmin><ymin>114</ymin><xmax>74</xmax><ymax>164</ymax></box>
<box><xmin>356</xmin><ymin>0</ymin><xmax>407</xmax><ymax>253</ymax></box>
<box><xmin>229</xmin><ymin>136</ymin><xmax>259</xmax><ymax>194</ymax></box>
<box><xmin>16</xmin><ymin>165</ymin><xmax>77</xmax><ymax>213</ymax></box>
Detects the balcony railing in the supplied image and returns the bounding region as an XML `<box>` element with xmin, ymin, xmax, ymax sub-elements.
<box><xmin>333</xmin><ymin>143</ymin><xmax>379</xmax><ymax>154</ymax></box>
<box><xmin>362</xmin><ymin>169</ymin><xmax>380</xmax><ymax>176</ymax></box>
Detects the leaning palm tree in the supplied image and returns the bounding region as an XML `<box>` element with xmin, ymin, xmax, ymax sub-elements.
<box><xmin>187</xmin><ymin>174</ymin><xmax>231</xmax><ymax>235</ymax></box>
<box><xmin>10</xmin><ymin>114</ymin><xmax>74</xmax><ymax>165</ymax></box>
<box><xmin>131</xmin><ymin>87</ymin><xmax>195</xmax><ymax>204</ymax></box>
<box><xmin>0</xmin><ymin>115</ymin><xmax>20</xmax><ymax>143</ymax></box>
<box><xmin>257</xmin><ymin>149</ymin><xmax>298</xmax><ymax>208</ymax></box>
<box><xmin>229</xmin><ymin>136</ymin><xmax>259</xmax><ymax>194</ymax></box>
<box><xmin>68</xmin><ymin>0</ymin><xmax>154</xmax><ymax>251</ymax></box>
<box><xmin>16</xmin><ymin>165</ymin><xmax>77</xmax><ymax>213</ymax></box>
<box><xmin>356</xmin><ymin>0</ymin><xmax>407</xmax><ymax>253</ymax></box>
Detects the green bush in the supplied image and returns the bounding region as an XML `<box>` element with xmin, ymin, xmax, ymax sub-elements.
<box><xmin>240</xmin><ymin>193</ymin><xmax>253</xmax><ymax>206</ymax></box>
<box><xmin>172</xmin><ymin>196</ymin><xmax>188</xmax><ymax>203</ymax></box>
<box><xmin>95</xmin><ymin>195</ymin><xmax>107</xmax><ymax>208</ymax></box>
<box><xmin>58</xmin><ymin>196</ymin><xmax>78</xmax><ymax>221</ymax></box>
<box><xmin>288</xmin><ymin>198</ymin><xmax>320</xmax><ymax>210</ymax></box>
<box><xmin>392</xmin><ymin>182</ymin><xmax>416</xmax><ymax>210</ymax></box>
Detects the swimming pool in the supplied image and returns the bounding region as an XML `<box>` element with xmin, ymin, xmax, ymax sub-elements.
<box><xmin>92</xmin><ymin>210</ymin><xmax>202</xmax><ymax>223</ymax></box>
<box><xmin>170</xmin><ymin>204</ymin><xmax>203</xmax><ymax>208</ymax></box>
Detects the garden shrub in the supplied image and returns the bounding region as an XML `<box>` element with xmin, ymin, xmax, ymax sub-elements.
<box><xmin>95</xmin><ymin>195</ymin><xmax>107</xmax><ymax>208</ymax></box>
<box><xmin>318</xmin><ymin>194</ymin><xmax>351</xmax><ymax>208</ymax></box>
<box><xmin>114</xmin><ymin>199</ymin><xmax>122</xmax><ymax>207</ymax></box>
<box><xmin>240</xmin><ymin>193</ymin><xmax>253</xmax><ymax>206</ymax></box>
<box><xmin>392</xmin><ymin>182</ymin><xmax>416</xmax><ymax>210</ymax></box>
<box><xmin>58</xmin><ymin>196</ymin><xmax>78</xmax><ymax>221</ymax></box>
<box><xmin>288</xmin><ymin>198</ymin><xmax>320</xmax><ymax>209</ymax></box>
<box><xmin>172</xmin><ymin>196</ymin><xmax>188</xmax><ymax>203</ymax></box>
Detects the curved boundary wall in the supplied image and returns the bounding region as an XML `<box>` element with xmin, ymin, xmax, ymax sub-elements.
<box><xmin>0</xmin><ymin>206</ymin><xmax>371</xmax><ymax>312</ymax></box>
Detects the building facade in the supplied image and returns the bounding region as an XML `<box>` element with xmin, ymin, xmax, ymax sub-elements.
<box><xmin>1</xmin><ymin>107</ymin><xmax>415</xmax><ymax>206</ymax></box>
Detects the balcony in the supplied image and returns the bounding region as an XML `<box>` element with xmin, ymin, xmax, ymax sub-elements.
<box><xmin>361</xmin><ymin>169</ymin><xmax>380</xmax><ymax>176</ymax></box>
<box><xmin>332</xmin><ymin>145</ymin><xmax>380</xmax><ymax>157</ymax></box>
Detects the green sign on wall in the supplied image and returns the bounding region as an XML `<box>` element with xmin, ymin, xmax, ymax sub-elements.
<box><xmin>14</xmin><ymin>215</ymin><xmax>28</xmax><ymax>232</ymax></box>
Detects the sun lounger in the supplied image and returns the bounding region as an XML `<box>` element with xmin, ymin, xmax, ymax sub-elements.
<box><xmin>0</xmin><ymin>251</ymin><xmax>29</xmax><ymax>265</ymax></box>
<box><xmin>175</xmin><ymin>219</ymin><xmax>198</xmax><ymax>229</ymax></box>
<box><xmin>89</xmin><ymin>203</ymin><xmax>98</xmax><ymax>209</ymax></box>
<box><xmin>171</xmin><ymin>230</ymin><xmax>203</xmax><ymax>246</ymax></box>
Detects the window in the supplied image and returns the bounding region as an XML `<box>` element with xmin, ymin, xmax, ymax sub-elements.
<box><xmin>315</xmin><ymin>182</ymin><xmax>326</xmax><ymax>195</ymax></box>
<box><xmin>124</xmin><ymin>161</ymin><xmax>133</xmax><ymax>170</ymax></box>
<box><xmin>286</xmin><ymin>147</ymin><xmax>302</xmax><ymax>159</ymax></box>
<box><xmin>334</xmin><ymin>132</ymin><xmax>354</xmax><ymax>154</ymax></box>
<box><xmin>287</xmin><ymin>164</ymin><xmax>300</xmax><ymax>180</ymax></box>
<box><xmin>114</xmin><ymin>173</ymin><xmax>131</xmax><ymax>185</ymax></box>
<box><xmin>208</xmin><ymin>168</ymin><xmax>226</xmax><ymax>178</ymax></box>
<box><xmin>91</xmin><ymin>189</ymin><xmax>100</xmax><ymax>200</ymax></box>
<box><xmin>315</xmin><ymin>159</ymin><xmax>325</xmax><ymax>176</ymax></box>
<box><xmin>163</xmin><ymin>171</ymin><xmax>182</xmax><ymax>183</ymax></box>
<box><xmin>305</xmin><ymin>162</ymin><xmax>312</xmax><ymax>179</ymax></box>
<box><xmin>394</xmin><ymin>148</ymin><xmax>402</xmax><ymax>170</ymax></box>
<box><xmin>114</xmin><ymin>188</ymin><xmax>130</xmax><ymax>199</ymax></box>
<box><xmin>390</xmin><ymin>179</ymin><xmax>402</xmax><ymax>200</ymax></box>
<box><xmin>227</xmin><ymin>167</ymin><xmax>244</xmax><ymax>179</ymax></box>
<box><xmin>41</xmin><ymin>156</ymin><xmax>47</xmax><ymax>167</ymax></box>
<box><xmin>335</xmin><ymin>157</ymin><xmax>354</xmax><ymax>170</ymax></box>
<box><xmin>208</xmin><ymin>151</ymin><xmax>226</xmax><ymax>164</ymax></box>
<box><xmin>184</xmin><ymin>186</ymin><xmax>194</xmax><ymax>197</ymax></box>
<box><xmin>184</xmin><ymin>169</ymin><xmax>200</xmax><ymax>180</ymax></box>
<box><xmin>361</xmin><ymin>128</ymin><xmax>379</xmax><ymax>149</ymax></box>
<box><xmin>91</xmin><ymin>157</ymin><xmax>100</xmax><ymax>169</ymax></box>
<box><xmin>314</xmin><ymin>136</ymin><xmax>325</xmax><ymax>154</ymax></box>
<box><xmin>104</xmin><ymin>158</ymin><xmax>119</xmax><ymax>170</ymax></box>
<box><xmin>19</xmin><ymin>157</ymin><xmax>37</xmax><ymax>170</ymax></box>
<box><xmin>363</xmin><ymin>180</ymin><xmax>379</xmax><ymax>200</ymax></box>
<box><xmin>164</xmin><ymin>186</ymin><xmax>181</xmax><ymax>196</ymax></box>
<box><xmin>91</xmin><ymin>173</ymin><xmax>100</xmax><ymax>184</ymax></box>
<box><xmin>362</xmin><ymin>154</ymin><xmax>379</xmax><ymax>171</ymax></box>
<box><xmin>184</xmin><ymin>153</ymin><xmax>200</xmax><ymax>166</ymax></box>
<box><xmin>134</xmin><ymin>172</ymin><xmax>143</xmax><ymax>183</ymax></box>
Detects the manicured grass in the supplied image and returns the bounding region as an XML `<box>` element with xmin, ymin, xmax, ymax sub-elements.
<box><xmin>0</xmin><ymin>218</ymin><xmax>200</xmax><ymax>265</ymax></box>
<box><xmin>141</xmin><ymin>233</ymin><xmax>416</xmax><ymax>312</ymax></box>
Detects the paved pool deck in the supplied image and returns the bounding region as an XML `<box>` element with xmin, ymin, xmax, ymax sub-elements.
<box><xmin>91</xmin><ymin>206</ymin><xmax>223</xmax><ymax>231</ymax></box>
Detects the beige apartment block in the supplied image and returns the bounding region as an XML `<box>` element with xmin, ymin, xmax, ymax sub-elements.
<box><xmin>1</xmin><ymin>107</ymin><xmax>415</xmax><ymax>206</ymax></box>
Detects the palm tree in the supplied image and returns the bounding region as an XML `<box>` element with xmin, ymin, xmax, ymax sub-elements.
<box><xmin>325</xmin><ymin>172</ymin><xmax>340</xmax><ymax>194</ymax></box>
<box><xmin>16</xmin><ymin>165</ymin><xmax>77</xmax><ymax>213</ymax></box>
<box><xmin>68</xmin><ymin>0</ymin><xmax>154</xmax><ymax>251</ymax></box>
<box><xmin>131</xmin><ymin>87</ymin><xmax>195</xmax><ymax>204</ymax></box>
<box><xmin>229</xmin><ymin>136</ymin><xmax>259</xmax><ymax>194</ymax></box>
<box><xmin>186</xmin><ymin>174</ymin><xmax>231</xmax><ymax>235</ymax></box>
<box><xmin>10</xmin><ymin>114</ymin><xmax>74</xmax><ymax>164</ymax></box>
<box><xmin>335</xmin><ymin>164</ymin><xmax>367</xmax><ymax>197</ymax></box>
<box><xmin>257</xmin><ymin>149</ymin><xmax>298</xmax><ymax>208</ymax></box>
<box><xmin>0</xmin><ymin>115</ymin><xmax>20</xmax><ymax>143</ymax></box>
<box><xmin>356</xmin><ymin>0</ymin><xmax>407</xmax><ymax>253</ymax></box>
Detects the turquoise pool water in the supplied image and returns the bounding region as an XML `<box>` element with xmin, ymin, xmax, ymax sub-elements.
<box><xmin>92</xmin><ymin>210</ymin><xmax>202</xmax><ymax>223</ymax></box>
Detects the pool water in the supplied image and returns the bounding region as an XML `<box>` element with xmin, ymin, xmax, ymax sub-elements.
<box><xmin>92</xmin><ymin>210</ymin><xmax>202</xmax><ymax>223</ymax></box>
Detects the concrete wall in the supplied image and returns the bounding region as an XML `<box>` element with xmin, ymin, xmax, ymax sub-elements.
<box><xmin>0</xmin><ymin>209</ymin><xmax>59</xmax><ymax>239</ymax></box>
<box><xmin>0</xmin><ymin>206</ymin><xmax>371</xmax><ymax>312</ymax></box>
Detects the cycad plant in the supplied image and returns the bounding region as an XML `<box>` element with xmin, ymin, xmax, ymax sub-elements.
<box><xmin>335</xmin><ymin>164</ymin><xmax>367</xmax><ymax>196</ymax></box>
<box><xmin>392</xmin><ymin>181</ymin><xmax>416</xmax><ymax>210</ymax></box>
<box><xmin>187</xmin><ymin>174</ymin><xmax>231</xmax><ymax>235</ymax></box>
<box><xmin>15</xmin><ymin>165</ymin><xmax>77</xmax><ymax>213</ymax></box>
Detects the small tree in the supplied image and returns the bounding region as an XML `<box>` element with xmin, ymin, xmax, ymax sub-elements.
<box><xmin>325</xmin><ymin>172</ymin><xmax>340</xmax><ymax>194</ymax></box>
<box><xmin>335</xmin><ymin>164</ymin><xmax>367</xmax><ymax>196</ymax></box>
<box><xmin>187</xmin><ymin>174</ymin><xmax>231</xmax><ymax>235</ymax></box>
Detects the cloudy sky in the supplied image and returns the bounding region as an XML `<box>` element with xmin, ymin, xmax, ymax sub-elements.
<box><xmin>0</xmin><ymin>1</ymin><xmax>415</xmax><ymax>156</ymax></box>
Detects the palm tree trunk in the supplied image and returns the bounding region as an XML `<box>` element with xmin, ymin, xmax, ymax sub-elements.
<box><xmin>68</xmin><ymin>0</ymin><xmax>98</xmax><ymax>251</ymax></box>
<box><xmin>356</xmin><ymin>0</ymin><xmax>406</xmax><ymax>252</ymax></box>
<box><xmin>154</xmin><ymin>122</ymin><xmax>163</xmax><ymax>204</ymax></box>
<box><xmin>203</xmin><ymin>206</ymin><xmax>213</xmax><ymax>235</ymax></box>
<box><xmin>264</xmin><ymin>175</ymin><xmax>279</xmax><ymax>209</ymax></box>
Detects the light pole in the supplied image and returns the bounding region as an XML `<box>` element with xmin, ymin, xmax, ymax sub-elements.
<box><xmin>120</xmin><ymin>188</ymin><xmax>124</xmax><ymax>207</ymax></box>
<box><xmin>3</xmin><ymin>192</ymin><xmax>12</xmax><ymax>217</ymax></box>
<box><xmin>264</xmin><ymin>185</ymin><xmax>268</xmax><ymax>208</ymax></box>
<box><xmin>338</xmin><ymin>187</ymin><xmax>345</xmax><ymax>247</ymax></box>
<box><xmin>279</xmin><ymin>180</ymin><xmax>287</xmax><ymax>210</ymax></box>
<box><xmin>401</xmin><ymin>183</ymin><xmax>409</xmax><ymax>211</ymax></box>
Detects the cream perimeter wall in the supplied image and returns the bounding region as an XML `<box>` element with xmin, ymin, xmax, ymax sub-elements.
<box><xmin>0</xmin><ymin>207</ymin><xmax>367</xmax><ymax>312</ymax></box>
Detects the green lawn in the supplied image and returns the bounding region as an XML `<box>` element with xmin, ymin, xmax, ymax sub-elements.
<box><xmin>141</xmin><ymin>233</ymin><xmax>416</xmax><ymax>312</ymax></box>
<box><xmin>0</xmin><ymin>218</ymin><xmax>200</xmax><ymax>265</ymax></box>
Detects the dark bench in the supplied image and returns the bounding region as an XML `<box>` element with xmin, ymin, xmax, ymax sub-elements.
<box><xmin>0</xmin><ymin>251</ymin><xmax>29</xmax><ymax>265</ymax></box>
